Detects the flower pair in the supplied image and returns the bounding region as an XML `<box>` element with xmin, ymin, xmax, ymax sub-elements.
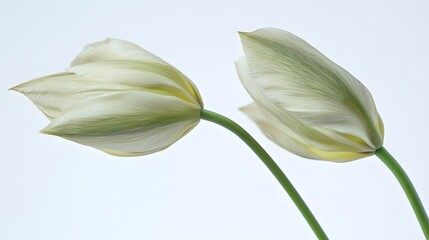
<box><xmin>12</xmin><ymin>28</ymin><xmax>384</xmax><ymax>162</ymax></box>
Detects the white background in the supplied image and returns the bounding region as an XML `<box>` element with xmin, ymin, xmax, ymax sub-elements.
<box><xmin>1</xmin><ymin>0</ymin><xmax>428</xmax><ymax>239</ymax></box>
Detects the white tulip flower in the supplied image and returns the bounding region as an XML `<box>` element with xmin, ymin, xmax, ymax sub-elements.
<box><xmin>237</xmin><ymin>28</ymin><xmax>384</xmax><ymax>162</ymax></box>
<box><xmin>11</xmin><ymin>38</ymin><xmax>203</xmax><ymax>156</ymax></box>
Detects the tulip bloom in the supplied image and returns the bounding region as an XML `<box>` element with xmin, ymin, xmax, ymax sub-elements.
<box><xmin>11</xmin><ymin>38</ymin><xmax>203</xmax><ymax>156</ymax></box>
<box><xmin>237</xmin><ymin>28</ymin><xmax>384</xmax><ymax>162</ymax></box>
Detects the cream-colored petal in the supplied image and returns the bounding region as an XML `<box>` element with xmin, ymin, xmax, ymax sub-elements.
<box><xmin>241</xmin><ymin>103</ymin><xmax>318</xmax><ymax>159</ymax></box>
<box><xmin>70</xmin><ymin>38</ymin><xmax>203</xmax><ymax>107</ymax></box>
<box><xmin>41</xmin><ymin>91</ymin><xmax>201</xmax><ymax>156</ymax></box>
<box><xmin>239</xmin><ymin>28</ymin><xmax>383</xmax><ymax>149</ymax></box>
<box><xmin>241</xmin><ymin>103</ymin><xmax>372</xmax><ymax>162</ymax></box>
<box><xmin>67</xmin><ymin>60</ymin><xmax>203</xmax><ymax>106</ymax></box>
<box><xmin>94</xmin><ymin>120</ymin><xmax>199</xmax><ymax>156</ymax></box>
<box><xmin>236</xmin><ymin>57</ymin><xmax>371</xmax><ymax>153</ymax></box>
<box><xmin>70</xmin><ymin>38</ymin><xmax>167</xmax><ymax>66</ymax></box>
<box><xmin>10</xmin><ymin>72</ymin><xmax>133</xmax><ymax>119</ymax></box>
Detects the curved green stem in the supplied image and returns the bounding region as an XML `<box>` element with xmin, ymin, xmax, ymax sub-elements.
<box><xmin>201</xmin><ymin>109</ymin><xmax>328</xmax><ymax>240</ymax></box>
<box><xmin>375</xmin><ymin>147</ymin><xmax>429</xmax><ymax>239</ymax></box>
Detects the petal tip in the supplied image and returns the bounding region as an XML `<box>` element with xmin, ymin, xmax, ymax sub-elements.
<box><xmin>238</xmin><ymin>105</ymin><xmax>247</xmax><ymax>112</ymax></box>
<box><xmin>102</xmin><ymin>38</ymin><xmax>120</xmax><ymax>45</ymax></box>
<box><xmin>234</xmin><ymin>56</ymin><xmax>246</xmax><ymax>68</ymax></box>
<box><xmin>8</xmin><ymin>86</ymin><xmax>18</xmax><ymax>92</ymax></box>
<box><xmin>9</xmin><ymin>83</ymin><xmax>24</xmax><ymax>92</ymax></box>
<box><xmin>238</xmin><ymin>103</ymin><xmax>255</xmax><ymax>113</ymax></box>
<box><xmin>238</xmin><ymin>31</ymin><xmax>251</xmax><ymax>38</ymax></box>
<box><xmin>39</xmin><ymin>128</ymin><xmax>52</xmax><ymax>135</ymax></box>
<box><xmin>40</xmin><ymin>125</ymin><xmax>57</xmax><ymax>135</ymax></box>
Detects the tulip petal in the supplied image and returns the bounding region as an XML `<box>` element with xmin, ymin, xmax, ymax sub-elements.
<box><xmin>70</xmin><ymin>38</ymin><xmax>203</xmax><ymax>107</ymax></box>
<box><xmin>239</xmin><ymin>28</ymin><xmax>383</xmax><ymax>149</ymax></box>
<box><xmin>236</xmin><ymin>57</ymin><xmax>372</xmax><ymax>153</ymax></box>
<box><xmin>10</xmin><ymin>72</ymin><xmax>134</xmax><ymax>119</ymax></box>
<box><xmin>241</xmin><ymin>103</ymin><xmax>318</xmax><ymax>159</ymax></box>
<box><xmin>241</xmin><ymin>103</ymin><xmax>372</xmax><ymax>162</ymax></box>
<box><xmin>71</xmin><ymin>38</ymin><xmax>167</xmax><ymax>66</ymax></box>
<box><xmin>67</xmin><ymin>60</ymin><xmax>202</xmax><ymax>106</ymax></box>
<box><xmin>41</xmin><ymin>91</ymin><xmax>200</xmax><ymax>156</ymax></box>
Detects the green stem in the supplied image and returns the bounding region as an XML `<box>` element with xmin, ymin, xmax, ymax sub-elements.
<box><xmin>375</xmin><ymin>146</ymin><xmax>429</xmax><ymax>239</ymax></box>
<box><xmin>201</xmin><ymin>109</ymin><xmax>328</xmax><ymax>240</ymax></box>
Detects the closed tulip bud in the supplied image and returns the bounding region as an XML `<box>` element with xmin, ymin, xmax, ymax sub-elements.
<box><xmin>237</xmin><ymin>28</ymin><xmax>384</xmax><ymax>162</ymax></box>
<box><xmin>11</xmin><ymin>38</ymin><xmax>203</xmax><ymax>156</ymax></box>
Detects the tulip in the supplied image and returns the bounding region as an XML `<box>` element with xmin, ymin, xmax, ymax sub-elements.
<box><xmin>236</xmin><ymin>28</ymin><xmax>384</xmax><ymax>162</ymax></box>
<box><xmin>236</xmin><ymin>28</ymin><xmax>429</xmax><ymax>238</ymax></box>
<box><xmin>11</xmin><ymin>38</ymin><xmax>203</xmax><ymax>156</ymax></box>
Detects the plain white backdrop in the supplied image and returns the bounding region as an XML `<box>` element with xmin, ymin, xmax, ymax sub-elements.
<box><xmin>1</xmin><ymin>0</ymin><xmax>428</xmax><ymax>239</ymax></box>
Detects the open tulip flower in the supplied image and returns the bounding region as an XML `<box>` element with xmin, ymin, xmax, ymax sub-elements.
<box><xmin>11</xmin><ymin>38</ymin><xmax>203</xmax><ymax>156</ymax></box>
<box><xmin>237</xmin><ymin>27</ymin><xmax>429</xmax><ymax>238</ymax></box>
